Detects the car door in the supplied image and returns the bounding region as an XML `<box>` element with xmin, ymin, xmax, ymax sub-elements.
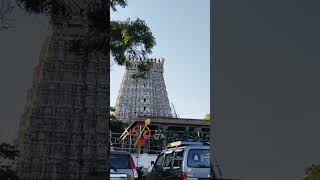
<box><xmin>160</xmin><ymin>151</ymin><xmax>175</xmax><ymax>179</ymax></box>
<box><xmin>185</xmin><ymin>148</ymin><xmax>211</xmax><ymax>179</ymax></box>
<box><xmin>165</xmin><ymin>148</ymin><xmax>184</xmax><ymax>180</ymax></box>
<box><xmin>149</xmin><ymin>153</ymin><xmax>165</xmax><ymax>180</ymax></box>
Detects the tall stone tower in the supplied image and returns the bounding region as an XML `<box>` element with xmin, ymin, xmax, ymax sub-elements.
<box><xmin>14</xmin><ymin>2</ymin><xmax>109</xmax><ymax>180</ymax></box>
<box><xmin>114</xmin><ymin>58</ymin><xmax>172</xmax><ymax>123</ymax></box>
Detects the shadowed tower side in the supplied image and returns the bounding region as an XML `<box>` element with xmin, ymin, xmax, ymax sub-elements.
<box><xmin>14</xmin><ymin>1</ymin><xmax>109</xmax><ymax>179</ymax></box>
<box><xmin>115</xmin><ymin>58</ymin><xmax>172</xmax><ymax>123</ymax></box>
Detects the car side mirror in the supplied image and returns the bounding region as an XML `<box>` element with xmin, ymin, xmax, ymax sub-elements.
<box><xmin>151</xmin><ymin>161</ymin><xmax>155</xmax><ymax>166</ymax></box>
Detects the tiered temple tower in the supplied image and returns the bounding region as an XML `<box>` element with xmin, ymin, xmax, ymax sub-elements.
<box><xmin>14</xmin><ymin>1</ymin><xmax>109</xmax><ymax>179</ymax></box>
<box><xmin>114</xmin><ymin>57</ymin><xmax>172</xmax><ymax>123</ymax></box>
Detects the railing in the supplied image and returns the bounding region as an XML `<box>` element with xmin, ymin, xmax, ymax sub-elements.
<box><xmin>110</xmin><ymin>129</ymin><xmax>210</xmax><ymax>154</ymax></box>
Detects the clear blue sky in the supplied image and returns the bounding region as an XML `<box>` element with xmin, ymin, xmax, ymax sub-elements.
<box><xmin>111</xmin><ymin>0</ymin><xmax>210</xmax><ymax>119</ymax></box>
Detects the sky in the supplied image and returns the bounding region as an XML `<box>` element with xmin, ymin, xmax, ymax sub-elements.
<box><xmin>110</xmin><ymin>0</ymin><xmax>210</xmax><ymax>119</ymax></box>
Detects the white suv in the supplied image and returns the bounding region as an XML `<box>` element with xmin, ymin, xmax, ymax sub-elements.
<box><xmin>149</xmin><ymin>141</ymin><xmax>211</xmax><ymax>180</ymax></box>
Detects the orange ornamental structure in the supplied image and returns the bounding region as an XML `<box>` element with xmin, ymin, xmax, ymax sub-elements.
<box><xmin>132</xmin><ymin>118</ymin><xmax>151</xmax><ymax>147</ymax></box>
<box><xmin>111</xmin><ymin>116</ymin><xmax>210</xmax><ymax>154</ymax></box>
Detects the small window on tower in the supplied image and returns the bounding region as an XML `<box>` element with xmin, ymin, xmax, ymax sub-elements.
<box><xmin>144</xmin><ymin>98</ymin><xmax>146</xmax><ymax>102</ymax></box>
<box><xmin>144</xmin><ymin>106</ymin><xmax>146</xmax><ymax>111</ymax></box>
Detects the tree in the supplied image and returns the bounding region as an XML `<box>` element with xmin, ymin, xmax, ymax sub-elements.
<box><xmin>0</xmin><ymin>143</ymin><xmax>19</xmax><ymax>180</ymax></box>
<box><xmin>1</xmin><ymin>0</ymin><xmax>156</xmax><ymax>68</ymax></box>
<box><xmin>204</xmin><ymin>113</ymin><xmax>210</xmax><ymax>120</ymax></box>
<box><xmin>110</xmin><ymin>119</ymin><xmax>129</xmax><ymax>133</ymax></box>
<box><xmin>304</xmin><ymin>164</ymin><xmax>320</xmax><ymax>180</ymax></box>
<box><xmin>110</xmin><ymin>107</ymin><xmax>129</xmax><ymax>133</ymax></box>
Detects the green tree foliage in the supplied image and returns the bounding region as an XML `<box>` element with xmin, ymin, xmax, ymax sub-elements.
<box><xmin>0</xmin><ymin>143</ymin><xmax>19</xmax><ymax>180</ymax></box>
<box><xmin>10</xmin><ymin>0</ymin><xmax>156</xmax><ymax>68</ymax></box>
<box><xmin>110</xmin><ymin>18</ymin><xmax>155</xmax><ymax>65</ymax></box>
<box><xmin>304</xmin><ymin>164</ymin><xmax>320</xmax><ymax>180</ymax></box>
<box><xmin>110</xmin><ymin>120</ymin><xmax>129</xmax><ymax>133</ymax></box>
<box><xmin>2</xmin><ymin>0</ymin><xmax>156</xmax><ymax>74</ymax></box>
<box><xmin>204</xmin><ymin>113</ymin><xmax>210</xmax><ymax>120</ymax></box>
<box><xmin>110</xmin><ymin>107</ymin><xmax>129</xmax><ymax>133</ymax></box>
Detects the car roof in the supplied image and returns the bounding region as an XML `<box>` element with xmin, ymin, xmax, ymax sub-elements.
<box><xmin>166</xmin><ymin>141</ymin><xmax>210</xmax><ymax>148</ymax></box>
<box><xmin>162</xmin><ymin>145</ymin><xmax>210</xmax><ymax>153</ymax></box>
<box><xmin>110</xmin><ymin>150</ymin><xmax>131</xmax><ymax>155</ymax></box>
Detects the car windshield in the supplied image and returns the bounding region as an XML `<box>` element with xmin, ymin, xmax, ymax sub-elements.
<box><xmin>110</xmin><ymin>154</ymin><xmax>131</xmax><ymax>169</ymax></box>
<box><xmin>187</xmin><ymin>149</ymin><xmax>210</xmax><ymax>168</ymax></box>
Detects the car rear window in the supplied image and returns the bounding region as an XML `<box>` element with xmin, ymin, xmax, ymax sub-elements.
<box><xmin>110</xmin><ymin>154</ymin><xmax>131</xmax><ymax>169</ymax></box>
<box><xmin>187</xmin><ymin>149</ymin><xmax>210</xmax><ymax>168</ymax></box>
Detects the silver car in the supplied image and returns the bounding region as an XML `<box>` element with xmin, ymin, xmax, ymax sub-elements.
<box><xmin>149</xmin><ymin>141</ymin><xmax>211</xmax><ymax>180</ymax></box>
<box><xmin>110</xmin><ymin>150</ymin><xmax>139</xmax><ymax>180</ymax></box>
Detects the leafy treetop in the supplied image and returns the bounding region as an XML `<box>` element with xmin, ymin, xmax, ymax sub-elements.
<box><xmin>0</xmin><ymin>143</ymin><xmax>19</xmax><ymax>180</ymax></box>
<box><xmin>5</xmin><ymin>0</ymin><xmax>156</xmax><ymax>69</ymax></box>
<box><xmin>304</xmin><ymin>164</ymin><xmax>320</xmax><ymax>180</ymax></box>
<box><xmin>204</xmin><ymin>113</ymin><xmax>210</xmax><ymax>120</ymax></box>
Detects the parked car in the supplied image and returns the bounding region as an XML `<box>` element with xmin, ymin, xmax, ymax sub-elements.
<box><xmin>110</xmin><ymin>150</ymin><xmax>139</xmax><ymax>180</ymax></box>
<box><xmin>148</xmin><ymin>141</ymin><xmax>212</xmax><ymax>180</ymax></box>
<box><xmin>110</xmin><ymin>173</ymin><xmax>128</xmax><ymax>180</ymax></box>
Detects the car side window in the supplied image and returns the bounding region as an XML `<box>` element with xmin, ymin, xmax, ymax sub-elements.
<box><xmin>173</xmin><ymin>150</ymin><xmax>184</xmax><ymax>169</ymax></box>
<box><xmin>163</xmin><ymin>152</ymin><xmax>174</xmax><ymax>168</ymax></box>
<box><xmin>154</xmin><ymin>153</ymin><xmax>164</xmax><ymax>169</ymax></box>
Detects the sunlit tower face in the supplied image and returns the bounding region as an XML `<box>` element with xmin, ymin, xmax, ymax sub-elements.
<box><xmin>115</xmin><ymin>58</ymin><xmax>172</xmax><ymax>123</ymax></box>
